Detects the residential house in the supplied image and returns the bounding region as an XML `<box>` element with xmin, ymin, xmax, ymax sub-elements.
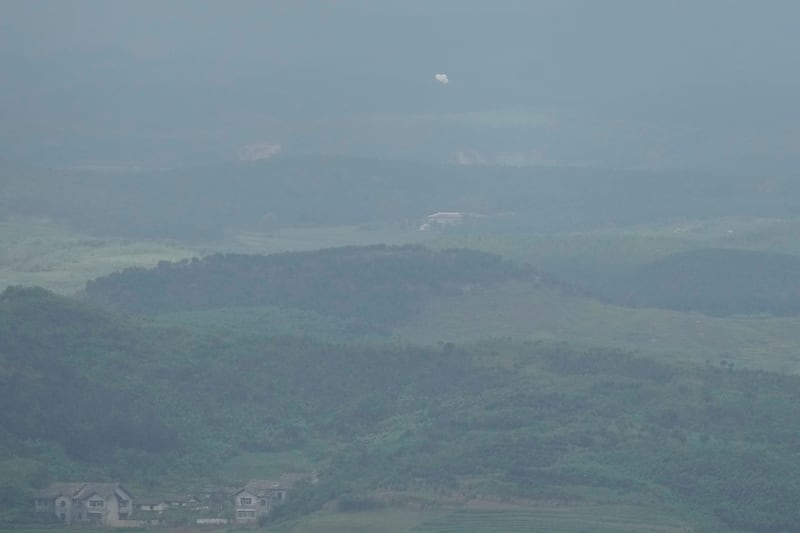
<box><xmin>34</xmin><ymin>482</ymin><xmax>134</xmax><ymax>526</ymax></box>
<box><xmin>164</xmin><ymin>494</ymin><xmax>200</xmax><ymax>509</ymax></box>
<box><xmin>233</xmin><ymin>473</ymin><xmax>317</xmax><ymax>523</ymax></box>
<box><xmin>189</xmin><ymin>486</ymin><xmax>233</xmax><ymax>512</ymax></box>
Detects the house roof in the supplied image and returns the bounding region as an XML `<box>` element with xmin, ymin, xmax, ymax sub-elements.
<box><xmin>236</xmin><ymin>473</ymin><xmax>315</xmax><ymax>497</ymax></box>
<box><xmin>237</xmin><ymin>480</ymin><xmax>280</xmax><ymax>498</ymax></box>
<box><xmin>136</xmin><ymin>497</ymin><xmax>168</xmax><ymax>506</ymax></box>
<box><xmin>164</xmin><ymin>493</ymin><xmax>196</xmax><ymax>503</ymax></box>
<box><xmin>197</xmin><ymin>485</ymin><xmax>238</xmax><ymax>496</ymax></box>
<box><xmin>35</xmin><ymin>482</ymin><xmax>85</xmax><ymax>499</ymax></box>
<box><xmin>75</xmin><ymin>482</ymin><xmax>131</xmax><ymax>501</ymax></box>
<box><xmin>36</xmin><ymin>482</ymin><xmax>131</xmax><ymax>501</ymax></box>
<box><xmin>427</xmin><ymin>212</ymin><xmax>463</xmax><ymax>219</ymax></box>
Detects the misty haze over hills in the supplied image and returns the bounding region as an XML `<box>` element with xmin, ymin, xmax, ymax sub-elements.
<box><xmin>2</xmin><ymin>1</ymin><xmax>800</xmax><ymax>170</ymax></box>
<box><xmin>6</xmin><ymin>3</ymin><xmax>800</xmax><ymax>532</ymax></box>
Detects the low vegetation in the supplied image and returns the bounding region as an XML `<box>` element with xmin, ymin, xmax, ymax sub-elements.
<box><xmin>395</xmin><ymin>282</ymin><xmax>800</xmax><ymax>373</ymax></box>
<box><xmin>0</xmin><ymin>217</ymin><xmax>199</xmax><ymax>294</ymax></box>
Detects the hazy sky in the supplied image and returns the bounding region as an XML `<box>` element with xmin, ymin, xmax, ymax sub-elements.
<box><xmin>2</xmin><ymin>1</ymin><xmax>799</xmax><ymax>168</ymax></box>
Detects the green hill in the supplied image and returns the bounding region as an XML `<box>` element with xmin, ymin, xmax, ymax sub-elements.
<box><xmin>612</xmin><ymin>248</ymin><xmax>800</xmax><ymax>316</ymax></box>
<box><xmin>432</xmin><ymin>226</ymin><xmax>800</xmax><ymax>319</ymax></box>
<box><xmin>0</xmin><ymin>286</ymin><xmax>185</xmax><ymax>460</ymax></box>
<box><xmin>83</xmin><ymin>244</ymin><xmax>800</xmax><ymax>372</ymax></box>
<box><xmin>5</xmin><ymin>286</ymin><xmax>800</xmax><ymax>530</ymax></box>
<box><xmin>393</xmin><ymin>282</ymin><xmax>800</xmax><ymax>374</ymax></box>
<box><xmin>82</xmin><ymin>245</ymin><xmax>559</xmax><ymax>325</ymax></box>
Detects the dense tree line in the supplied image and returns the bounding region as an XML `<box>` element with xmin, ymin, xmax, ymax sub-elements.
<box><xmin>599</xmin><ymin>248</ymin><xmax>800</xmax><ymax>317</ymax></box>
<box><xmin>83</xmin><ymin>245</ymin><xmax>552</xmax><ymax>324</ymax></box>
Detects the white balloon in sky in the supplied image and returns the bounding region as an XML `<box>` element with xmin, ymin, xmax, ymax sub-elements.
<box><xmin>435</xmin><ymin>73</ymin><xmax>449</xmax><ymax>85</ymax></box>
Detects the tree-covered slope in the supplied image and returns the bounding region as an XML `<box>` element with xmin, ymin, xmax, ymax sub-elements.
<box><xmin>609</xmin><ymin>248</ymin><xmax>800</xmax><ymax>316</ymax></box>
<box><xmin>5</xmin><ymin>286</ymin><xmax>800</xmax><ymax>530</ymax></box>
<box><xmin>0</xmin><ymin>286</ymin><xmax>182</xmax><ymax>460</ymax></box>
<box><xmin>82</xmin><ymin>245</ymin><xmax>555</xmax><ymax>325</ymax></box>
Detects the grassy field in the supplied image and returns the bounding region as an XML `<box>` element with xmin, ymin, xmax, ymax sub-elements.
<box><xmin>266</xmin><ymin>509</ymin><xmax>447</xmax><ymax>533</ymax></box>
<box><xmin>432</xmin><ymin>216</ymin><xmax>800</xmax><ymax>291</ymax></box>
<box><xmin>0</xmin><ymin>505</ymin><xmax>709</xmax><ymax>533</ymax></box>
<box><xmin>401</xmin><ymin>216</ymin><xmax>800</xmax><ymax>374</ymax></box>
<box><xmin>155</xmin><ymin>306</ymin><xmax>373</xmax><ymax>341</ymax></box>
<box><xmin>8</xmin><ymin>213</ymin><xmax>798</xmax><ymax>296</ymax></box>
<box><xmin>0</xmin><ymin>217</ymin><xmax>202</xmax><ymax>294</ymax></box>
<box><xmin>231</xmin><ymin>225</ymin><xmax>430</xmax><ymax>255</ymax></box>
<box><xmin>8</xmin><ymin>214</ymin><xmax>800</xmax><ymax>375</ymax></box>
<box><xmin>0</xmin><ymin>217</ymin><xmax>427</xmax><ymax>294</ymax></box>
<box><xmin>266</xmin><ymin>502</ymin><xmax>699</xmax><ymax>533</ymax></box>
<box><xmin>395</xmin><ymin>282</ymin><xmax>800</xmax><ymax>373</ymax></box>
<box><xmin>411</xmin><ymin>506</ymin><xmax>692</xmax><ymax>533</ymax></box>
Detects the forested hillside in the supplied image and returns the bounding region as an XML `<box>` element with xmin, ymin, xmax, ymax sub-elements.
<box><xmin>599</xmin><ymin>248</ymin><xmax>800</xmax><ymax>317</ymax></box>
<box><xmin>82</xmin><ymin>245</ymin><xmax>556</xmax><ymax>325</ymax></box>
<box><xmin>0</xmin><ymin>287</ymin><xmax>185</xmax><ymax>459</ymax></box>
<box><xmin>4</xmin><ymin>285</ymin><xmax>800</xmax><ymax>531</ymax></box>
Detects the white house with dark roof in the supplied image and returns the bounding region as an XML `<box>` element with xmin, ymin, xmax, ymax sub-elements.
<box><xmin>34</xmin><ymin>482</ymin><xmax>133</xmax><ymax>526</ymax></box>
<box><xmin>233</xmin><ymin>473</ymin><xmax>317</xmax><ymax>523</ymax></box>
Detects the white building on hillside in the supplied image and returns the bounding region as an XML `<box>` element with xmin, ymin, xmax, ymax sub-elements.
<box><xmin>420</xmin><ymin>211</ymin><xmax>465</xmax><ymax>231</ymax></box>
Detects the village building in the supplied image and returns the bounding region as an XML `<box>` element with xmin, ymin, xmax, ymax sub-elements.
<box><xmin>164</xmin><ymin>493</ymin><xmax>200</xmax><ymax>508</ymax></box>
<box><xmin>34</xmin><ymin>482</ymin><xmax>134</xmax><ymax>526</ymax></box>
<box><xmin>419</xmin><ymin>211</ymin><xmax>465</xmax><ymax>231</ymax></box>
<box><xmin>233</xmin><ymin>473</ymin><xmax>317</xmax><ymax>523</ymax></box>
<box><xmin>134</xmin><ymin>497</ymin><xmax>169</xmax><ymax>514</ymax></box>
